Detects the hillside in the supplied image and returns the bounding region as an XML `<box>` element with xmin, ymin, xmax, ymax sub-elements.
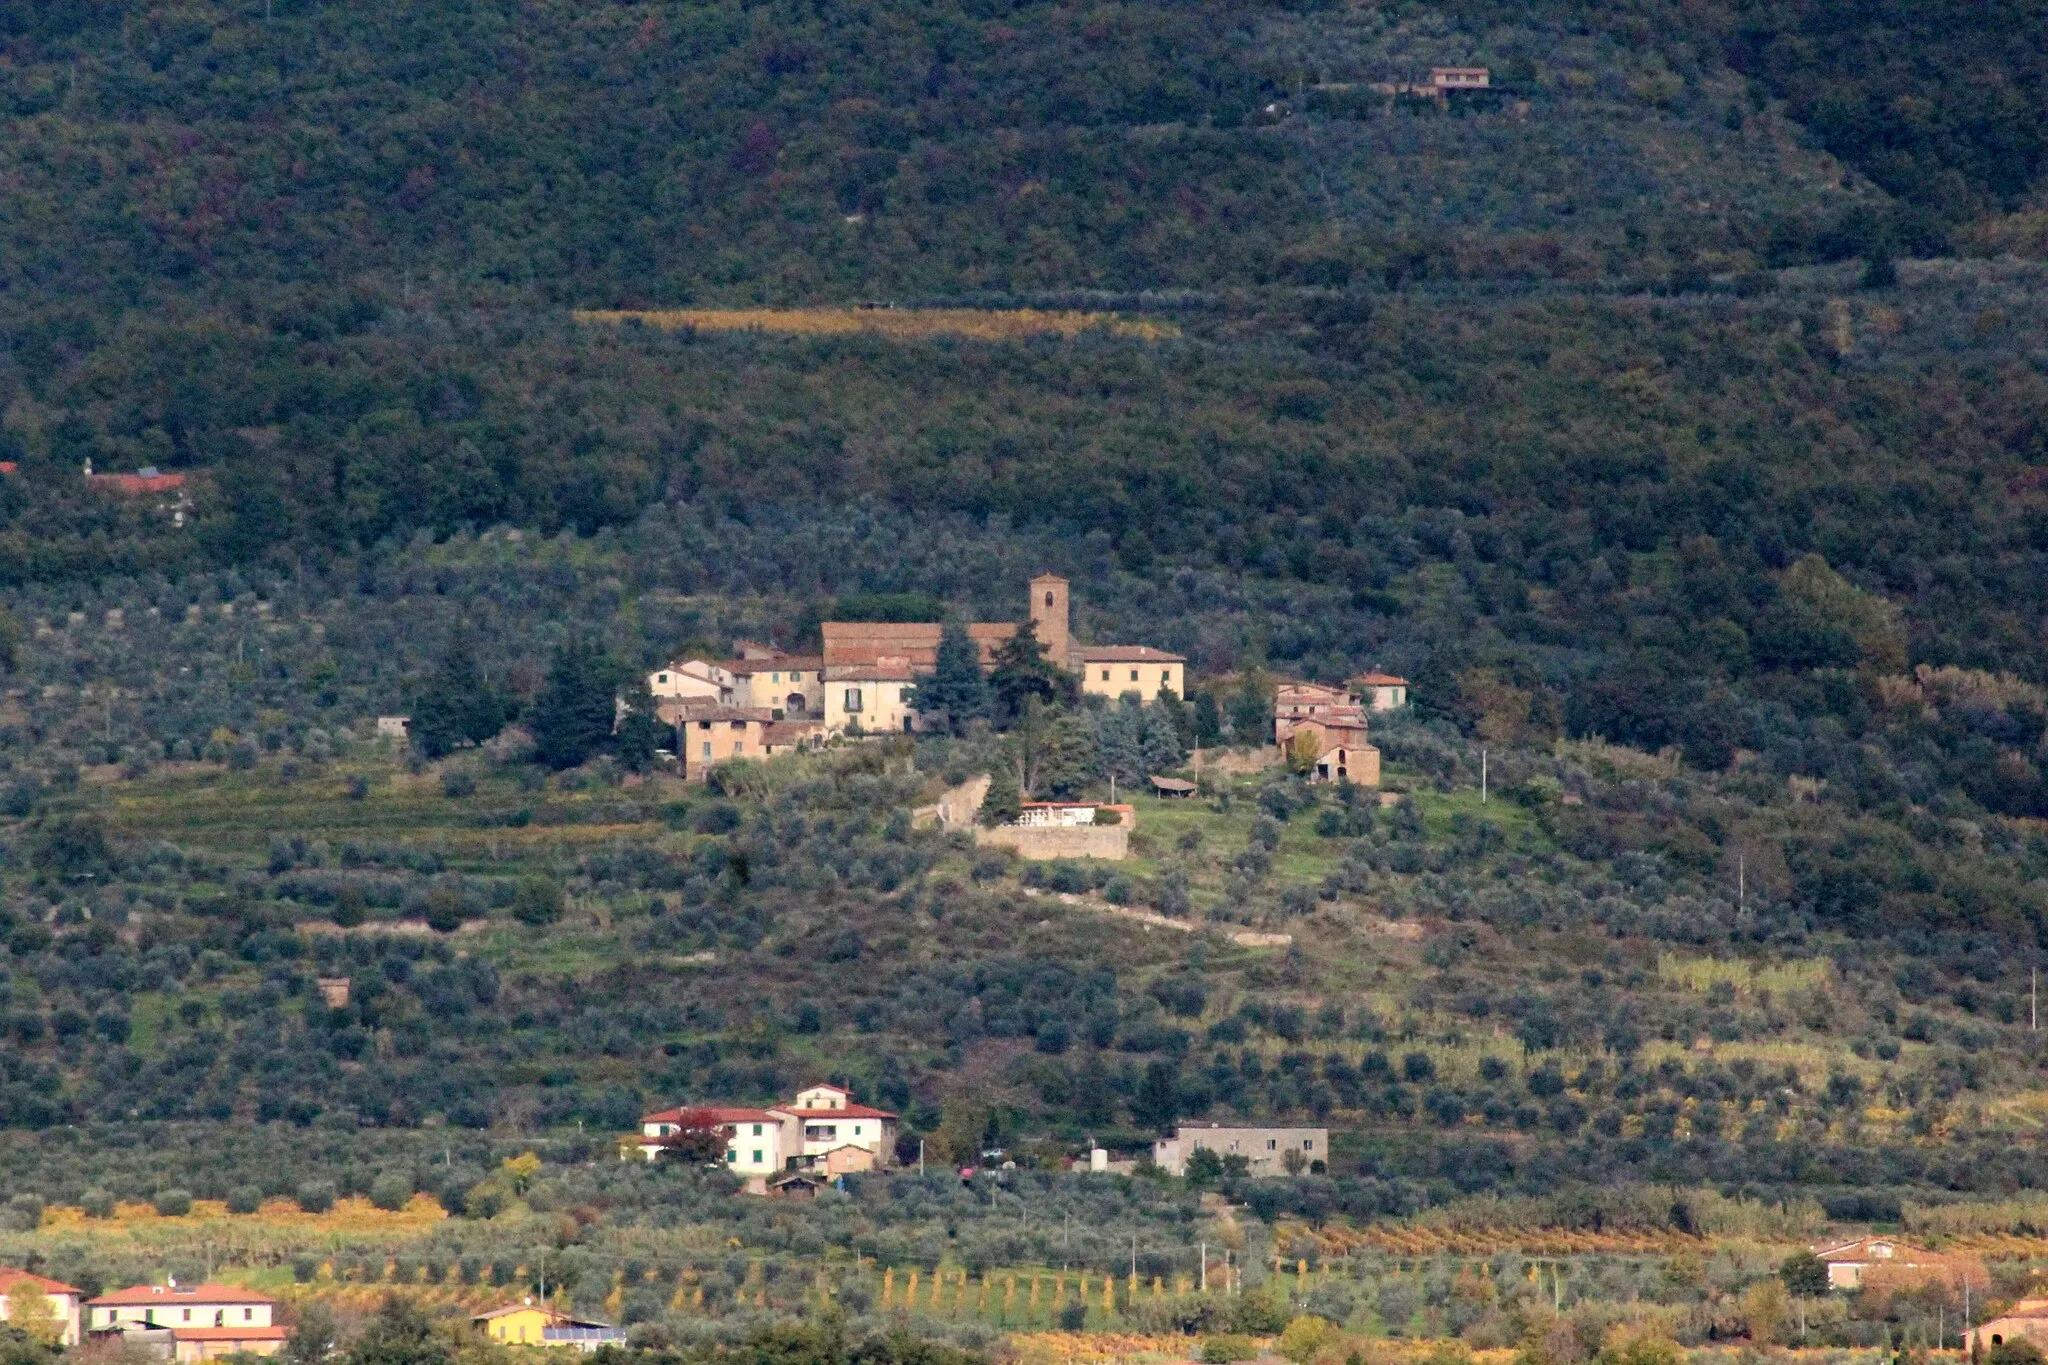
<box><xmin>3</xmin><ymin>0</ymin><xmax>2048</xmax><ymax>1356</ymax></box>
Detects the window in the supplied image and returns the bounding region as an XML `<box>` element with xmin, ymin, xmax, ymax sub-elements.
<box><xmin>792</xmin><ymin>671</ymin><xmax>803</xmax><ymax>681</ymax></box>
<box><xmin>1100</xmin><ymin>669</ymin><xmax>1110</xmax><ymax>681</ymax></box>
<box><xmin>658</xmin><ymin>673</ymin><xmax>669</xmax><ymax>684</ymax></box>
<box><xmin>726</xmin><ymin>1149</ymin><xmax>736</xmax><ymax>1162</ymax></box>
<box><xmin>697</xmin><ymin>719</ymin><xmax>711</xmax><ymax>729</ymax></box>
<box><xmin>854</xmin><ymin>1125</ymin><xmax>863</xmax><ymax>1135</ymax></box>
<box><xmin>771</xmin><ymin>672</ymin><xmax>780</xmax><ymax>683</ymax></box>
<box><xmin>729</xmin><ymin>719</ymin><xmax>744</xmax><ymax>729</ymax></box>
<box><xmin>1045</xmin><ymin>591</ymin><xmax>1055</xmax><ymax>607</ymax></box>
<box><xmin>1303</xmin><ymin>1138</ymin><xmax>1315</xmax><ymax>1150</ymax></box>
<box><xmin>732</xmin><ymin>741</ymin><xmax>743</xmax><ymax>755</ymax></box>
<box><xmin>898</xmin><ymin>687</ymin><xmax>911</xmax><ymax>702</ymax></box>
<box><xmin>844</xmin><ymin>688</ymin><xmax>863</xmax><ymax>712</ymax></box>
<box><xmin>1162</xmin><ymin>670</ymin><xmax>1171</xmax><ymax>683</ymax></box>
<box><xmin>1266</xmin><ymin>1139</ymin><xmax>1277</xmax><ymax>1151</ymax></box>
<box><xmin>752</xmin><ymin>1123</ymin><xmax>763</xmax><ymax>1135</ymax></box>
<box><xmin>752</xmin><ymin>1150</ymin><xmax>763</xmax><ymax>1164</ymax></box>
<box><xmin>1129</xmin><ymin>669</ymin><xmax>1139</xmax><ymax>681</ymax></box>
<box><xmin>183</xmin><ymin>1311</ymin><xmax>192</xmax><ymax>1323</ymax></box>
<box><xmin>701</xmin><ymin>742</ymin><xmax>712</xmax><ymax>758</ymax></box>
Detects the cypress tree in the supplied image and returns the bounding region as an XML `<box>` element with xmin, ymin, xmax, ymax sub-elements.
<box><xmin>911</xmin><ymin>621</ymin><xmax>991</xmax><ymax>735</ymax></box>
<box><xmin>531</xmin><ymin>635</ymin><xmax>619</xmax><ymax>770</ymax></box>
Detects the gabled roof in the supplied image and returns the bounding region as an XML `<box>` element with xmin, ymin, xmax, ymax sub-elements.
<box><xmin>91</xmin><ymin>1284</ymin><xmax>275</xmax><ymax>1307</ymax></box>
<box><xmin>1351</xmin><ymin>672</ymin><xmax>1409</xmax><ymax>686</ymax></box>
<box><xmin>0</xmin><ymin>1269</ymin><xmax>82</xmax><ymax>1296</ymax></box>
<box><xmin>474</xmin><ymin>1305</ymin><xmax>571</xmax><ymax>1324</ymax></box>
<box><xmin>641</xmin><ymin>1106</ymin><xmax>779</xmax><ymax>1126</ymax></box>
<box><xmin>88</xmin><ymin>470</ymin><xmax>186</xmax><ymax>495</ymax></box>
<box><xmin>1813</xmin><ymin>1235</ymin><xmax>1926</xmax><ymax>1262</ymax></box>
<box><xmin>724</xmin><ymin>656</ymin><xmax>823</xmax><ymax>675</ymax></box>
<box><xmin>1078</xmin><ymin>645</ymin><xmax>1186</xmax><ymax>663</ymax></box>
<box><xmin>823</xmin><ymin>664</ymin><xmax>921</xmax><ymax>682</ymax></box>
<box><xmin>799</xmin><ymin>1083</ymin><xmax>852</xmax><ymax>1095</ymax></box>
<box><xmin>774</xmin><ymin>1103</ymin><xmax>897</xmax><ymax>1120</ymax></box>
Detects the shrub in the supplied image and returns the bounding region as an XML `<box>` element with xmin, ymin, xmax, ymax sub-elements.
<box><xmin>226</xmin><ymin>1185</ymin><xmax>264</xmax><ymax>1215</ymax></box>
<box><xmin>1277</xmin><ymin>1316</ymin><xmax>1337</xmax><ymax>1364</ymax></box>
<box><xmin>1200</xmin><ymin>1336</ymin><xmax>1257</xmax><ymax>1363</ymax></box>
<box><xmin>345</xmin><ymin>775</ymin><xmax>370</xmax><ymax>800</ymax></box>
<box><xmin>80</xmin><ymin>1189</ymin><xmax>116</xmax><ymax>1219</ymax></box>
<box><xmin>424</xmin><ymin>887</ymin><xmax>465</xmax><ymax>933</ymax></box>
<box><xmin>690</xmin><ymin>802</ymin><xmax>741</xmax><ymax>834</ymax></box>
<box><xmin>2</xmin><ymin>1193</ymin><xmax>43</xmax><ymax>1231</ymax></box>
<box><xmin>441</xmin><ymin>770</ymin><xmax>477</xmax><ymax>798</ymax></box>
<box><xmin>369</xmin><ymin>1174</ymin><xmax>412</xmax><ymax>1211</ymax></box>
<box><xmin>153</xmin><ymin>1188</ymin><xmax>193</xmax><ymax>1217</ymax></box>
<box><xmin>1057</xmin><ymin>1302</ymin><xmax>1088</xmax><ymax>1331</ymax></box>
<box><xmin>512</xmin><ymin>876</ymin><xmax>564</xmax><ymax>927</ymax></box>
<box><xmin>296</xmin><ymin>1180</ymin><xmax>337</xmax><ymax>1214</ymax></box>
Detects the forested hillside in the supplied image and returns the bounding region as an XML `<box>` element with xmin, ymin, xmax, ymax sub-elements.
<box><xmin>3</xmin><ymin>0</ymin><xmax>2048</xmax><ymax>1276</ymax></box>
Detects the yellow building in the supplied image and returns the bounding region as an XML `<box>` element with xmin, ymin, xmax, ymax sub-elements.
<box><xmin>1077</xmin><ymin>646</ymin><xmax>1185</xmax><ymax>700</ymax></box>
<box><xmin>472</xmin><ymin>1304</ymin><xmax>624</xmax><ymax>1351</ymax></box>
<box><xmin>475</xmin><ymin>1305</ymin><xmax>565</xmax><ymax>1346</ymax></box>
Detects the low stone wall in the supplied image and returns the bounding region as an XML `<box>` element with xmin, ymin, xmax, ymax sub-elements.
<box><xmin>975</xmin><ymin>823</ymin><xmax>1129</xmax><ymax>861</ymax></box>
<box><xmin>1190</xmin><ymin>746</ymin><xmax>1279</xmax><ymax>776</ymax></box>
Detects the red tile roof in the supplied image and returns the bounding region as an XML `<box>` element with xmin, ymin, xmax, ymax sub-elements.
<box><xmin>641</xmin><ymin>1106</ymin><xmax>778</xmax><ymax>1126</ymax></box>
<box><xmin>775</xmin><ymin>1103</ymin><xmax>897</xmax><ymax>1120</ymax></box>
<box><xmin>91</xmin><ymin>1284</ymin><xmax>274</xmax><ymax>1307</ymax></box>
<box><xmin>1078</xmin><ymin>645</ymin><xmax>1186</xmax><ymax>663</ymax></box>
<box><xmin>674</xmin><ymin>707</ymin><xmax>773</xmax><ymax>724</ymax></box>
<box><xmin>1351</xmin><ymin>672</ymin><xmax>1409</xmax><ymax>686</ymax></box>
<box><xmin>87</xmin><ymin>471</ymin><xmax>186</xmax><ymax>495</ymax></box>
<box><xmin>723</xmin><ymin>656</ymin><xmax>823</xmax><ymax>676</ymax></box>
<box><xmin>473</xmin><ymin>1305</ymin><xmax>573</xmax><ymax>1324</ymax></box>
<box><xmin>0</xmin><ymin>1269</ymin><xmax>81</xmax><ymax>1296</ymax></box>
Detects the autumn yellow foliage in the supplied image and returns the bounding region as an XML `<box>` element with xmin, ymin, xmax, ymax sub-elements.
<box><xmin>574</xmin><ymin>308</ymin><xmax>1176</xmax><ymax>343</ymax></box>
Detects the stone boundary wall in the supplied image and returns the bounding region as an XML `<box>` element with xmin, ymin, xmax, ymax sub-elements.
<box><xmin>1190</xmin><ymin>746</ymin><xmax>1279</xmax><ymax>776</ymax></box>
<box><xmin>975</xmin><ymin>823</ymin><xmax>1129</xmax><ymax>861</ymax></box>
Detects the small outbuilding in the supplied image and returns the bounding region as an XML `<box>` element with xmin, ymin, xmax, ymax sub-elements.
<box><xmin>1149</xmin><ymin>776</ymin><xmax>1197</xmax><ymax>799</ymax></box>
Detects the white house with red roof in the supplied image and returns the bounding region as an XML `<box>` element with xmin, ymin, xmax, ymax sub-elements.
<box><xmin>773</xmin><ymin>1083</ymin><xmax>899</xmax><ymax>1172</ymax></box>
<box><xmin>0</xmin><ymin>1268</ymin><xmax>84</xmax><ymax>1345</ymax></box>
<box><xmin>633</xmin><ymin>1084</ymin><xmax>899</xmax><ymax>1188</ymax></box>
<box><xmin>86</xmin><ymin>1283</ymin><xmax>284</xmax><ymax>1361</ymax></box>
<box><xmin>634</xmin><ymin>1105</ymin><xmax>787</xmax><ymax>1175</ymax></box>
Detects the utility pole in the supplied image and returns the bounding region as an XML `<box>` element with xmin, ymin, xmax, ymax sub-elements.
<box><xmin>1738</xmin><ymin>854</ymin><xmax>1745</xmax><ymax>910</ymax></box>
<box><xmin>1130</xmin><ymin>1234</ymin><xmax>1137</xmax><ymax>1282</ymax></box>
<box><xmin>1199</xmin><ymin>1242</ymin><xmax>1206</xmax><ymax>1294</ymax></box>
<box><xmin>1480</xmin><ymin>749</ymin><xmax>1487</xmax><ymax>803</ymax></box>
<box><xmin>918</xmin><ymin>1139</ymin><xmax>925</xmax><ymax>1175</ymax></box>
<box><xmin>2033</xmin><ymin>967</ymin><xmax>2038</xmax><ymax>1032</ymax></box>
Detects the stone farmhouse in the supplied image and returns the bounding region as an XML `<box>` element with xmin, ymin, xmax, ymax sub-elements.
<box><xmin>631</xmin><ymin>1083</ymin><xmax>900</xmax><ymax>1192</ymax></box>
<box><xmin>1969</xmin><ymin>1299</ymin><xmax>2048</xmax><ymax>1354</ymax></box>
<box><xmin>648</xmin><ymin>575</ymin><xmax>1183</xmax><ymax>777</ymax></box>
<box><xmin>1274</xmin><ymin>682</ymin><xmax>1381</xmax><ymax>785</ymax></box>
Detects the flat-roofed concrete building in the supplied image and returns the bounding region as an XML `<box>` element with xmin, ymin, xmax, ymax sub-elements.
<box><xmin>1152</xmin><ymin>1123</ymin><xmax>1329</xmax><ymax>1176</ymax></box>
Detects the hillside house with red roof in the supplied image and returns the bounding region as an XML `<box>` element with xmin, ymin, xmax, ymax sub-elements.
<box><xmin>632</xmin><ymin>1084</ymin><xmax>899</xmax><ymax>1190</ymax></box>
<box><xmin>0</xmin><ymin>1268</ymin><xmax>84</xmax><ymax>1345</ymax></box>
<box><xmin>87</xmin><ymin>1283</ymin><xmax>283</xmax><ymax>1361</ymax></box>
